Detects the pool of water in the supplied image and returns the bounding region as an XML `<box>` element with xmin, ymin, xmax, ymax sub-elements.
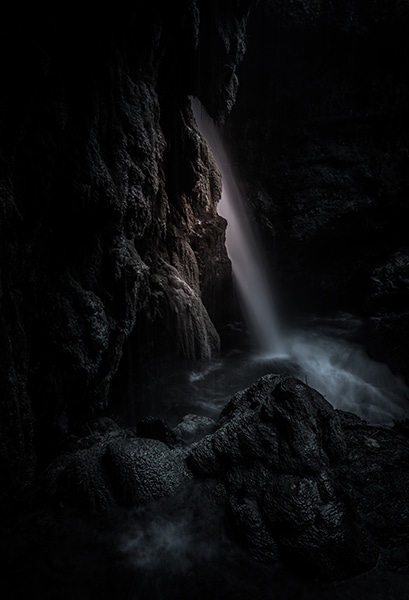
<box><xmin>134</xmin><ymin>313</ymin><xmax>409</xmax><ymax>428</ymax></box>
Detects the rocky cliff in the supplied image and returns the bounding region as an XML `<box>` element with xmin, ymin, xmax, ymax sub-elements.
<box><xmin>0</xmin><ymin>2</ymin><xmax>253</xmax><ymax>495</ymax></box>
<box><xmin>2</xmin><ymin>2</ymin><xmax>409</xmax><ymax>598</ymax></box>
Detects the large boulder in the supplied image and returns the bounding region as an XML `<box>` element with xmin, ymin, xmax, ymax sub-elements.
<box><xmin>188</xmin><ymin>374</ymin><xmax>377</xmax><ymax>579</ymax></box>
<box><xmin>44</xmin><ymin>373</ymin><xmax>409</xmax><ymax>582</ymax></box>
<box><xmin>49</xmin><ymin>429</ymin><xmax>191</xmax><ymax>513</ymax></box>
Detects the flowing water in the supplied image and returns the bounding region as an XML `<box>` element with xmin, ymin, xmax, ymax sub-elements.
<box><xmin>6</xmin><ymin>101</ymin><xmax>409</xmax><ymax>600</ymax></box>
<box><xmin>191</xmin><ymin>96</ymin><xmax>284</xmax><ymax>356</ymax></box>
<box><xmin>184</xmin><ymin>97</ymin><xmax>409</xmax><ymax>426</ymax></box>
<box><xmin>137</xmin><ymin>312</ymin><xmax>409</xmax><ymax>427</ymax></box>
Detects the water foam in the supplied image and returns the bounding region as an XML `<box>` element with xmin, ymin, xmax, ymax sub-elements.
<box><xmin>190</xmin><ymin>97</ymin><xmax>408</xmax><ymax>425</ymax></box>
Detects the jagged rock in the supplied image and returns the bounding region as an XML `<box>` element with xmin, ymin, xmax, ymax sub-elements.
<box><xmin>192</xmin><ymin>0</ymin><xmax>252</xmax><ymax>121</ymax></box>
<box><xmin>262</xmin><ymin>471</ymin><xmax>378</xmax><ymax>580</ymax></box>
<box><xmin>367</xmin><ymin>249</ymin><xmax>409</xmax><ymax>313</ymax></box>
<box><xmin>0</xmin><ymin>1</ymin><xmax>251</xmax><ymax>492</ymax></box>
<box><xmin>158</xmin><ymin>259</ymin><xmax>221</xmax><ymax>360</ymax></box>
<box><xmin>105</xmin><ymin>438</ymin><xmax>191</xmax><ymax>507</ymax></box>
<box><xmin>58</xmin><ymin>443</ymin><xmax>116</xmax><ymax>514</ymax></box>
<box><xmin>172</xmin><ymin>414</ymin><xmax>217</xmax><ymax>445</ymax></box>
<box><xmin>367</xmin><ymin>312</ymin><xmax>409</xmax><ymax>383</ymax></box>
<box><xmin>47</xmin><ymin>430</ymin><xmax>192</xmax><ymax>513</ymax></box>
<box><xmin>228</xmin><ymin>495</ymin><xmax>279</xmax><ymax>563</ymax></box>
<box><xmin>189</xmin><ymin>375</ymin><xmax>347</xmax><ymax>478</ymax></box>
<box><xmin>187</xmin><ymin>374</ymin><xmax>378</xmax><ymax>579</ymax></box>
<box><xmin>335</xmin><ymin>415</ymin><xmax>409</xmax><ymax>542</ymax></box>
<box><xmin>35</xmin><ymin>371</ymin><xmax>409</xmax><ymax>587</ymax></box>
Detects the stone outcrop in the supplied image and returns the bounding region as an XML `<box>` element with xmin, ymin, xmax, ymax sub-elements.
<box><xmin>1</xmin><ymin>2</ymin><xmax>409</xmax><ymax>596</ymax></box>
<box><xmin>187</xmin><ymin>375</ymin><xmax>378</xmax><ymax>580</ymax></box>
<box><xmin>0</xmin><ymin>2</ymin><xmax>253</xmax><ymax>494</ymax></box>
<box><xmin>42</xmin><ymin>374</ymin><xmax>409</xmax><ymax>584</ymax></box>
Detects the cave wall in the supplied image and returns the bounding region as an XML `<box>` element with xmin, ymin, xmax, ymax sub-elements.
<box><xmin>3</xmin><ymin>0</ymin><xmax>407</xmax><ymax>500</ymax></box>
<box><xmin>0</xmin><ymin>2</ymin><xmax>254</xmax><ymax>495</ymax></box>
<box><xmin>225</xmin><ymin>0</ymin><xmax>409</xmax><ymax>376</ymax></box>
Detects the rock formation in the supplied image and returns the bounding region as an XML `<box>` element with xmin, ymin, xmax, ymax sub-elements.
<box><xmin>0</xmin><ymin>2</ymin><xmax>252</xmax><ymax>494</ymax></box>
<box><xmin>28</xmin><ymin>374</ymin><xmax>409</xmax><ymax>590</ymax></box>
<box><xmin>1</xmin><ymin>2</ymin><xmax>409</xmax><ymax>599</ymax></box>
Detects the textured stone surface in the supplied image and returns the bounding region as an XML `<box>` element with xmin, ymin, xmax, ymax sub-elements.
<box><xmin>1</xmin><ymin>1</ymin><xmax>409</xmax><ymax>595</ymax></box>
<box><xmin>0</xmin><ymin>2</ymin><xmax>253</xmax><ymax>494</ymax></box>
<box><xmin>48</xmin><ymin>429</ymin><xmax>191</xmax><ymax>512</ymax></box>
<box><xmin>105</xmin><ymin>438</ymin><xmax>191</xmax><ymax>507</ymax></box>
<box><xmin>187</xmin><ymin>375</ymin><xmax>374</xmax><ymax>579</ymax></box>
<box><xmin>173</xmin><ymin>413</ymin><xmax>217</xmax><ymax>445</ymax></box>
<box><xmin>42</xmin><ymin>372</ymin><xmax>409</xmax><ymax>584</ymax></box>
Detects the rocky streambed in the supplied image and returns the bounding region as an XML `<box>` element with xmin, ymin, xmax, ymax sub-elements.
<box><xmin>2</xmin><ymin>372</ymin><xmax>409</xmax><ymax>599</ymax></box>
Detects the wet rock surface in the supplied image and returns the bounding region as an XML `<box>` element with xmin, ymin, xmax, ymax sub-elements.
<box><xmin>187</xmin><ymin>375</ymin><xmax>380</xmax><ymax>579</ymax></box>
<box><xmin>1</xmin><ymin>1</ymin><xmax>409</xmax><ymax>598</ymax></box>
<box><xmin>0</xmin><ymin>2</ymin><xmax>251</xmax><ymax>494</ymax></box>
<box><xmin>32</xmin><ymin>373</ymin><xmax>409</xmax><ymax>590</ymax></box>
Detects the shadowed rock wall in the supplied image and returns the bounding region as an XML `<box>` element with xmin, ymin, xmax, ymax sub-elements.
<box><xmin>0</xmin><ymin>2</ymin><xmax>254</xmax><ymax>494</ymax></box>
<box><xmin>225</xmin><ymin>0</ymin><xmax>409</xmax><ymax>377</ymax></box>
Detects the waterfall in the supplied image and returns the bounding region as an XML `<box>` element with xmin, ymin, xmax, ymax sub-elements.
<box><xmin>189</xmin><ymin>97</ymin><xmax>409</xmax><ymax>426</ymax></box>
<box><xmin>191</xmin><ymin>97</ymin><xmax>284</xmax><ymax>355</ymax></box>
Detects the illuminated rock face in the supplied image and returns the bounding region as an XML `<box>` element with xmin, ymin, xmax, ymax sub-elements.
<box><xmin>0</xmin><ymin>2</ymin><xmax>253</xmax><ymax>492</ymax></box>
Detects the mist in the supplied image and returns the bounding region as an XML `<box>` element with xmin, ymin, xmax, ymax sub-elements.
<box><xmin>188</xmin><ymin>97</ymin><xmax>409</xmax><ymax>428</ymax></box>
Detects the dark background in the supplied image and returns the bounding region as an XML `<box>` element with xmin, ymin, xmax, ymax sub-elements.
<box><xmin>1</xmin><ymin>1</ymin><xmax>409</xmax><ymax>598</ymax></box>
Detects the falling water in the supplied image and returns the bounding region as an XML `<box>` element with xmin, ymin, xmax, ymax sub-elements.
<box><xmin>188</xmin><ymin>96</ymin><xmax>409</xmax><ymax>426</ymax></box>
<box><xmin>191</xmin><ymin>97</ymin><xmax>284</xmax><ymax>355</ymax></box>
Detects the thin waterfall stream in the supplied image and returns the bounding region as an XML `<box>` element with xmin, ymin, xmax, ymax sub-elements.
<box><xmin>136</xmin><ymin>99</ymin><xmax>409</xmax><ymax>428</ymax></box>
<box><xmin>191</xmin><ymin>97</ymin><xmax>285</xmax><ymax>356</ymax></box>
<box><xmin>188</xmin><ymin>97</ymin><xmax>409</xmax><ymax>426</ymax></box>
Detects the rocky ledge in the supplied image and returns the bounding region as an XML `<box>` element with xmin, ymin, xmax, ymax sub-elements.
<box><xmin>29</xmin><ymin>373</ymin><xmax>409</xmax><ymax>587</ymax></box>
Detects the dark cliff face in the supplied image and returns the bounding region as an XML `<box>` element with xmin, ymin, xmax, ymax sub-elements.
<box><xmin>0</xmin><ymin>3</ymin><xmax>253</xmax><ymax>494</ymax></box>
<box><xmin>1</xmin><ymin>0</ymin><xmax>408</xmax><ymax>502</ymax></box>
<box><xmin>2</xmin><ymin>4</ymin><xmax>409</xmax><ymax>597</ymax></box>
<box><xmin>225</xmin><ymin>0</ymin><xmax>409</xmax><ymax>376</ymax></box>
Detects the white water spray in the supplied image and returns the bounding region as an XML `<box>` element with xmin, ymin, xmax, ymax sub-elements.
<box><xmin>191</xmin><ymin>99</ymin><xmax>409</xmax><ymax>425</ymax></box>
<box><xmin>191</xmin><ymin>97</ymin><xmax>284</xmax><ymax>355</ymax></box>
<box><xmin>190</xmin><ymin>97</ymin><xmax>409</xmax><ymax>425</ymax></box>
